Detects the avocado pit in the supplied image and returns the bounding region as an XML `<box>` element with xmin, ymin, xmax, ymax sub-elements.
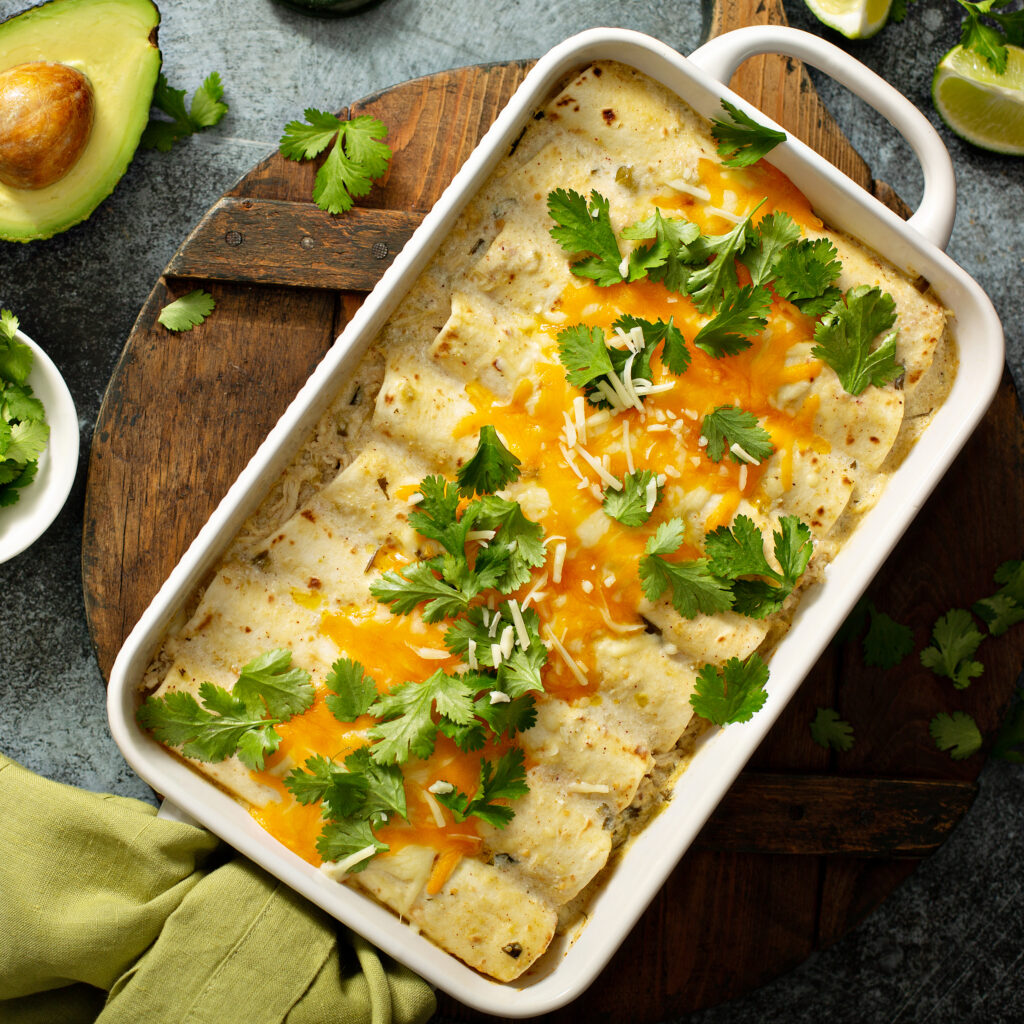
<box><xmin>0</xmin><ymin>61</ymin><xmax>94</xmax><ymax>190</ymax></box>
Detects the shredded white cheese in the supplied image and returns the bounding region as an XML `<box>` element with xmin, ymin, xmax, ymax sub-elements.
<box><xmin>488</xmin><ymin>690</ymin><xmax>511</xmax><ymax>705</ymax></box>
<box><xmin>508</xmin><ymin>599</ymin><xmax>531</xmax><ymax>651</ymax></box>
<box><xmin>645</xmin><ymin>476</ymin><xmax>658</xmax><ymax>513</ymax></box>
<box><xmin>422</xmin><ymin>790</ymin><xmax>447</xmax><ymax>828</ymax></box>
<box><xmin>428</xmin><ymin>780</ymin><xmax>454</xmax><ymax>795</ymax></box>
<box><xmin>467</xmin><ymin>638</ymin><xmax>478</xmax><ymax>670</ymax></box>
<box><xmin>487</xmin><ymin>610</ymin><xmax>503</xmax><ymax>638</ymax></box>
<box><xmin>499</xmin><ymin>624</ymin><xmax>515</xmax><ymax>659</ymax></box>
<box><xmin>730</xmin><ymin>442</ymin><xmax>760</xmax><ymax>465</ymax></box>
<box><xmin>552</xmin><ymin>541</ymin><xmax>567</xmax><ymax>583</ymax></box>
<box><xmin>566</xmin><ymin>782</ymin><xmax>611</xmax><ymax>795</ymax></box>
<box><xmin>576</xmin><ymin>445</ymin><xmax>622</xmax><ymax>490</ymax></box>
<box><xmin>490</xmin><ymin>642</ymin><xmax>504</xmax><ymax>666</ymax></box>
<box><xmin>543</xmin><ymin>626</ymin><xmax>589</xmax><ymax>686</ymax></box>
<box><xmin>408</xmin><ymin>644</ymin><xmax>451</xmax><ymax>660</ymax></box>
<box><xmin>739</xmin><ymin>464</ymin><xmax>748</xmax><ymax>490</ymax></box>
<box><xmin>574</xmin><ymin>395</ymin><xmax>588</xmax><ymax>444</ymax></box>
<box><xmin>407</xmin><ymin>492</ymin><xmax>424</xmax><ymax>506</ymax></box>
<box><xmin>321</xmin><ymin>845</ymin><xmax>378</xmax><ymax>879</ymax></box>
<box><xmin>666</xmin><ymin>178</ymin><xmax>711</xmax><ymax>201</ymax></box>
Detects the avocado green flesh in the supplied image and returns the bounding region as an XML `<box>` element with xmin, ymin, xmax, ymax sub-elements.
<box><xmin>0</xmin><ymin>0</ymin><xmax>161</xmax><ymax>241</ymax></box>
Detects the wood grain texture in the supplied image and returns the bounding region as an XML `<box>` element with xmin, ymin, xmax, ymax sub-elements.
<box><xmin>82</xmin><ymin>7</ymin><xmax>1024</xmax><ymax>1020</ymax></box>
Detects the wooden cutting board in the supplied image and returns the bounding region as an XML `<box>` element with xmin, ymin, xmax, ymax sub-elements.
<box><xmin>82</xmin><ymin>1</ymin><xmax>1024</xmax><ymax>1019</ymax></box>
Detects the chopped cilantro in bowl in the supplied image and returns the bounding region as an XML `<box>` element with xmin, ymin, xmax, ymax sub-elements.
<box><xmin>0</xmin><ymin>311</ymin><xmax>79</xmax><ymax>563</ymax></box>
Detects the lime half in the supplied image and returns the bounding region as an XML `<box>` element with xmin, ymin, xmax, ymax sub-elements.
<box><xmin>933</xmin><ymin>44</ymin><xmax>1024</xmax><ymax>155</ymax></box>
<box><xmin>803</xmin><ymin>0</ymin><xmax>892</xmax><ymax>40</ymax></box>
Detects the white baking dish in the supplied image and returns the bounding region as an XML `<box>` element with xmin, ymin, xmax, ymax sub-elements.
<box><xmin>108</xmin><ymin>26</ymin><xmax>1004</xmax><ymax>1016</ymax></box>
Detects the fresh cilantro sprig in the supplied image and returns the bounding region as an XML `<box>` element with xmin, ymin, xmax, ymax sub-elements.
<box><xmin>690</xmin><ymin>652</ymin><xmax>770</xmax><ymax>725</ymax></box>
<box><xmin>701</xmin><ymin>405</ymin><xmax>775</xmax><ymax>465</ymax></box>
<box><xmin>621</xmin><ymin>209</ymin><xmax>703</xmax><ymax>294</ymax></box>
<box><xmin>554</xmin><ymin>320</ymin><xmax>661</xmax><ymax>408</ymax></box>
<box><xmin>603</xmin><ymin>469</ymin><xmax>662</xmax><ymax>526</ymax></box>
<box><xmin>693</xmin><ymin>284</ymin><xmax>772</xmax><ymax>357</ymax></box>
<box><xmin>285</xmin><ymin>748</ymin><xmax>407</xmax><ymax>870</ymax></box>
<box><xmin>0</xmin><ymin>309</ymin><xmax>49</xmax><ymax>509</ymax></box>
<box><xmin>136</xmin><ymin>650</ymin><xmax>313</xmax><ymax>770</ymax></box>
<box><xmin>771</xmin><ymin>238</ymin><xmax>843</xmax><ymax>316</ymax></box>
<box><xmin>457</xmin><ymin>425</ymin><xmax>520</xmax><ymax>496</ymax></box>
<box><xmin>434</xmin><ymin>748</ymin><xmax>530</xmax><ymax>827</ymax></box>
<box><xmin>705</xmin><ymin>515</ymin><xmax>813</xmax><ymax>619</ymax></box>
<box><xmin>640</xmin><ymin>515</ymin><xmax>811</xmax><ymax>621</ymax></box>
<box><xmin>710</xmin><ymin>100</ymin><xmax>787</xmax><ymax>168</ymax></box>
<box><xmin>279</xmin><ymin>111</ymin><xmax>391</xmax><ymax>215</ymax></box>
<box><xmin>955</xmin><ymin>0</ymin><xmax>1024</xmax><ymax>74</ymax></box>
<box><xmin>158</xmin><ymin>290</ymin><xmax>215</xmax><ymax>332</ymax></box>
<box><xmin>142</xmin><ymin>72</ymin><xmax>228</xmax><ymax>152</ymax></box>
<box><xmin>547</xmin><ymin>188</ymin><xmax>626</xmax><ymax>286</ymax></box>
<box><xmin>863</xmin><ymin>603</ymin><xmax>915</xmax><ymax>669</ymax></box>
<box><xmin>639</xmin><ymin>519</ymin><xmax>734</xmax><ymax>618</ymax></box>
<box><xmin>810</xmin><ymin>707</ymin><xmax>855</xmax><ymax>751</ymax></box>
<box><xmin>974</xmin><ymin>559</ymin><xmax>1024</xmax><ymax>636</ymax></box>
<box><xmin>685</xmin><ymin>200</ymin><xmax>764</xmax><ymax>314</ymax></box>
<box><xmin>920</xmin><ymin>609</ymin><xmax>985</xmax><ymax>689</ymax></box>
<box><xmin>930</xmin><ymin>710</ymin><xmax>983</xmax><ymax>760</ymax></box>
<box><xmin>740</xmin><ymin>211</ymin><xmax>801</xmax><ymax>286</ymax></box>
<box><xmin>370</xmin><ymin>469</ymin><xmax>546</xmax><ymax>619</ymax></box>
<box><xmin>811</xmin><ymin>285</ymin><xmax>903</xmax><ymax>396</ymax></box>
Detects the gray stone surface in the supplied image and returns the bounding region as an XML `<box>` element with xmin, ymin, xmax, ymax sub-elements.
<box><xmin>0</xmin><ymin>0</ymin><xmax>1021</xmax><ymax>1019</ymax></box>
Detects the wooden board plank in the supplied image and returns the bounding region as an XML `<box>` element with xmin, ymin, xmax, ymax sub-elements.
<box><xmin>81</xmin><ymin>1</ymin><xmax>1024</xmax><ymax>1018</ymax></box>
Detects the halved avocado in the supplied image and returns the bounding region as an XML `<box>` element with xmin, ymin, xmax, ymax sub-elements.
<box><xmin>0</xmin><ymin>0</ymin><xmax>161</xmax><ymax>241</ymax></box>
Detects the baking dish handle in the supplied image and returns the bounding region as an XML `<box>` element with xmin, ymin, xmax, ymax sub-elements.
<box><xmin>688</xmin><ymin>25</ymin><xmax>956</xmax><ymax>251</ymax></box>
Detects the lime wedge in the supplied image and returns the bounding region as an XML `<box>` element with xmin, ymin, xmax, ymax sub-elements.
<box><xmin>803</xmin><ymin>0</ymin><xmax>892</xmax><ymax>40</ymax></box>
<box><xmin>933</xmin><ymin>44</ymin><xmax>1024</xmax><ymax>155</ymax></box>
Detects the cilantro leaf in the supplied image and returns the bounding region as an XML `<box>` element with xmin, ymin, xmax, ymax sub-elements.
<box><xmin>771</xmin><ymin>238</ymin><xmax>843</xmax><ymax>316</ymax></box>
<box><xmin>622</xmin><ymin>209</ymin><xmax>702</xmax><ymax>293</ymax></box>
<box><xmin>920</xmin><ymin>609</ymin><xmax>985</xmax><ymax>688</ymax></box>
<box><xmin>690</xmin><ymin>653</ymin><xmax>770</xmax><ymax>725</ymax></box>
<box><xmin>434</xmin><ymin>748</ymin><xmax>529</xmax><ymax>828</ymax></box>
<box><xmin>316</xmin><ymin>819</ymin><xmax>388</xmax><ymax>868</ymax></box>
<box><xmin>158</xmin><ymin>290</ymin><xmax>215</xmax><ymax>332</ymax></box>
<box><xmin>343</xmin><ymin>747</ymin><xmax>407</xmax><ymax>822</ymax></box>
<box><xmin>811</xmin><ymin>285</ymin><xmax>902</xmax><ymax>396</ymax></box>
<box><xmin>701</xmin><ymin>405</ymin><xmax>774</xmax><ymax>465</ymax></box>
<box><xmin>613</xmin><ymin>313</ymin><xmax>689</xmax><ymax>376</ymax></box>
<box><xmin>810</xmin><ymin>707</ymin><xmax>855</xmax><ymax>751</ymax></box>
<box><xmin>704</xmin><ymin>515</ymin><xmax>811</xmax><ymax>619</ymax></box>
<box><xmin>0</xmin><ymin>309</ymin><xmax>33</xmax><ymax>384</ymax></box>
<box><xmin>929</xmin><ymin>710</ymin><xmax>982</xmax><ymax>760</ymax></box>
<box><xmin>136</xmin><ymin>650</ymin><xmax>313</xmax><ymax>770</ymax></box>
<box><xmin>137</xmin><ymin>682</ymin><xmax>282</xmax><ymax>771</ymax></box>
<box><xmin>279</xmin><ymin>111</ymin><xmax>392</xmax><ymax>215</ymax></box>
<box><xmin>370</xmin><ymin>561</ymin><xmax>474</xmax><ymax>622</ymax></box>
<box><xmin>0</xmin><ymin>461</ymin><xmax>37</xmax><ymax>508</ymax></box>
<box><xmin>603</xmin><ymin>469</ymin><xmax>662</xmax><ymax>526</ymax></box>
<box><xmin>693</xmin><ymin>284</ymin><xmax>772</xmax><ymax>357</ymax></box>
<box><xmin>457</xmin><ymin>424</ymin><xmax>521</xmax><ymax>496</ymax></box>
<box><xmin>547</xmin><ymin>188</ymin><xmax>624</xmax><ymax>286</ymax></box>
<box><xmin>232</xmin><ymin>649</ymin><xmax>314</xmax><ymax>719</ymax></box>
<box><xmin>475</xmin><ymin>692</ymin><xmax>538</xmax><ymax>739</ymax></box>
<box><xmin>974</xmin><ymin>591</ymin><xmax>1024</xmax><ymax>636</ymax></box>
<box><xmin>973</xmin><ymin>559</ymin><xmax>1024</xmax><ymax>636</ymax></box>
<box><xmin>740</xmin><ymin>211</ymin><xmax>801</xmax><ymax>287</ymax></box>
<box><xmin>472</xmin><ymin>495</ymin><xmax>547</xmax><ymax>592</ymax></box>
<box><xmin>142</xmin><ymin>72</ymin><xmax>228</xmax><ymax>152</ymax></box>
<box><xmin>639</xmin><ymin>519</ymin><xmax>734</xmax><ymax>618</ymax></box>
<box><xmin>710</xmin><ymin>100</ymin><xmax>787</xmax><ymax>167</ymax></box>
<box><xmin>3</xmin><ymin>418</ymin><xmax>49</xmax><ymax>464</ymax></box>
<box><xmin>959</xmin><ymin>6</ymin><xmax>1010</xmax><ymax>72</ymax></box>
<box><xmin>368</xmin><ymin>669</ymin><xmax>477</xmax><ymax>764</ymax></box>
<box><xmin>686</xmin><ymin>201</ymin><xmax>764</xmax><ymax>314</ymax></box>
<box><xmin>556</xmin><ymin>324</ymin><xmax>614</xmax><ymax>391</ymax></box>
<box><xmin>862</xmin><ymin>603</ymin><xmax>915</xmax><ymax>669</ymax></box>
<box><xmin>325</xmin><ymin>658</ymin><xmax>378</xmax><ymax>721</ymax></box>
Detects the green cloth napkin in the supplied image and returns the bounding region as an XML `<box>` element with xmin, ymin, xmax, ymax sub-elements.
<box><xmin>0</xmin><ymin>754</ymin><xmax>436</xmax><ymax>1024</ymax></box>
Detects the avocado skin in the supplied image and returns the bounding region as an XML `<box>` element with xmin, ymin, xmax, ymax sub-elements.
<box><xmin>0</xmin><ymin>0</ymin><xmax>162</xmax><ymax>242</ymax></box>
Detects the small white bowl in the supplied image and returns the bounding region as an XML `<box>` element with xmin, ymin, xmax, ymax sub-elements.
<box><xmin>0</xmin><ymin>329</ymin><xmax>79</xmax><ymax>564</ymax></box>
